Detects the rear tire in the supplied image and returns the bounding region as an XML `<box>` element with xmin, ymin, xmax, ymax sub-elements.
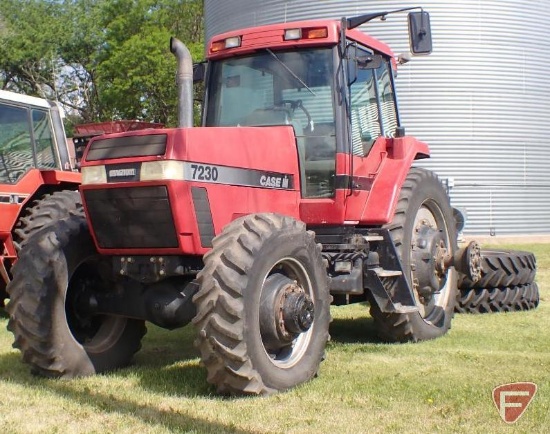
<box><xmin>193</xmin><ymin>213</ymin><xmax>331</xmax><ymax>395</ymax></box>
<box><xmin>458</xmin><ymin>249</ymin><xmax>536</xmax><ymax>289</ymax></box>
<box><xmin>6</xmin><ymin>215</ymin><xmax>146</xmax><ymax>377</ymax></box>
<box><xmin>456</xmin><ymin>282</ymin><xmax>540</xmax><ymax>314</ymax></box>
<box><xmin>368</xmin><ymin>168</ymin><xmax>458</xmax><ymax>342</ymax></box>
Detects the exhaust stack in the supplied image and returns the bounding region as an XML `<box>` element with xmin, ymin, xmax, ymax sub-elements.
<box><xmin>170</xmin><ymin>37</ymin><xmax>194</xmax><ymax>128</ymax></box>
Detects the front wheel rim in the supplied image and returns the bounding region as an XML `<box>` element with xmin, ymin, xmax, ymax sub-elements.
<box><xmin>258</xmin><ymin>257</ymin><xmax>315</xmax><ymax>369</ymax></box>
<box><xmin>64</xmin><ymin>259</ymin><xmax>126</xmax><ymax>354</ymax></box>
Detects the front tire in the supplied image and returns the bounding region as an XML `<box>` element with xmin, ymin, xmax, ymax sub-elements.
<box><xmin>6</xmin><ymin>215</ymin><xmax>146</xmax><ymax>377</ymax></box>
<box><xmin>369</xmin><ymin>168</ymin><xmax>458</xmax><ymax>342</ymax></box>
<box><xmin>193</xmin><ymin>213</ymin><xmax>331</xmax><ymax>395</ymax></box>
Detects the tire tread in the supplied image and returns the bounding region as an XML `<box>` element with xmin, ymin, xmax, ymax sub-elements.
<box><xmin>459</xmin><ymin>250</ymin><xmax>536</xmax><ymax>289</ymax></box>
<box><xmin>193</xmin><ymin>213</ymin><xmax>330</xmax><ymax>395</ymax></box>
<box><xmin>368</xmin><ymin>167</ymin><xmax>458</xmax><ymax>343</ymax></box>
<box><xmin>456</xmin><ymin>282</ymin><xmax>540</xmax><ymax>314</ymax></box>
<box><xmin>6</xmin><ymin>216</ymin><xmax>146</xmax><ymax>377</ymax></box>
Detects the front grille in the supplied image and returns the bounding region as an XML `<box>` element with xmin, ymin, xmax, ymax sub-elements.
<box><xmin>86</xmin><ymin>134</ymin><xmax>167</xmax><ymax>161</ymax></box>
<box><xmin>84</xmin><ymin>186</ymin><xmax>178</xmax><ymax>249</ymax></box>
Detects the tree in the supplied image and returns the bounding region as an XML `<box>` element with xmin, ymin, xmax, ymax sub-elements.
<box><xmin>0</xmin><ymin>0</ymin><xmax>108</xmax><ymax>124</ymax></box>
<box><xmin>58</xmin><ymin>0</ymin><xmax>110</xmax><ymax>123</ymax></box>
<box><xmin>0</xmin><ymin>0</ymin><xmax>64</xmax><ymax>96</ymax></box>
<box><xmin>96</xmin><ymin>0</ymin><xmax>203</xmax><ymax>125</ymax></box>
<box><xmin>0</xmin><ymin>0</ymin><xmax>204</xmax><ymax>126</ymax></box>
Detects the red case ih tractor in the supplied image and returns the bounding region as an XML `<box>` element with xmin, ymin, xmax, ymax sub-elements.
<box><xmin>7</xmin><ymin>8</ymin><xmax>487</xmax><ymax>395</ymax></box>
<box><xmin>0</xmin><ymin>90</ymin><xmax>81</xmax><ymax>306</ymax></box>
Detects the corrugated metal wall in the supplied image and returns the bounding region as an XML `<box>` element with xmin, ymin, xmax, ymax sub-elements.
<box><xmin>204</xmin><ymin>0</ymin><xmax>550</xmax><ymax>235</ymax></box>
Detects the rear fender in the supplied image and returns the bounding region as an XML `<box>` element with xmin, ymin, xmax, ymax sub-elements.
<box><xmin>361</xmin><ymin>136</ymin><xmax>429</xmax><ymax>224</ymax></box>
<box><xmin>0</xmin><ymin>169</ymin><xmax>81</xmax><ymax>235</ymax></box>
<box><xmin>40</xmin><ymin>170</ymin><xmax>81</xmax><ymax>186</ymax></box>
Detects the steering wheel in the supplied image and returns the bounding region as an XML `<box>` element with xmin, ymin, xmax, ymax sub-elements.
<box><xmin>280</xmin><ymin>99</ymin><xmax>313</xmax><ymax>132</ymax></box>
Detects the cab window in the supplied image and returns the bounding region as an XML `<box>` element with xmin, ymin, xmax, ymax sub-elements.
<box><xmin>32</xmin><ymin>109</ymin><xmax>58</xmax><ymax>169</ymax></box>
<box><xmin>0</xmin><ymin>102</ymin><xmax>59</xmax><ymax>183</ymax></box>
<box><xmin>0</xmin><ymin>104</ymin><xmax>34</xmax><ymax>183</ymax></box>
<box><xmin>206</xmin><ymin>48</ymin><xmax>337</xmax><ymax>198</ymax></box>
<box><xmin>348</xmin><ymin>45</ymin><xmax>398</xmax><ymax>156</ymax></box>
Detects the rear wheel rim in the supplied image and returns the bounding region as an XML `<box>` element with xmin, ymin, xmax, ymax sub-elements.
<box><xmin>410</xmin><ymin>199</ymin><xmax>453</xmax><ymax>322</ymax></box>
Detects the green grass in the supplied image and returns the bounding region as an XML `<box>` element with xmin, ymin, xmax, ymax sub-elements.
<box><xmin>1</xmin><ymin>243</ymin><xmax>549</xmax><ymax>433</ymax></box>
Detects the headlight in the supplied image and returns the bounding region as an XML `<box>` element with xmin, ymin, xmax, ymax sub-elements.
<box><xmin>140</xmin><ymin>160</ymin><xmax>185</xmax><ymax>181</ymax></box>
<box><xmin>81</xmin><ymin>165</ymin><xmax>107</xmax><ymax>184</ymax></box>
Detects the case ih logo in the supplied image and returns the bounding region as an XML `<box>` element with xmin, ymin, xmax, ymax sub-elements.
<box><xmin>109</xmin><ymin>168</ymin><xmax>137</xmax><ymax>178</ymax></box>
<box><xmin>493</xmin><ymin>382</ymin><xmax>537</xmax><ymax>423</ymax></box>
<box><xmin>106</xmin><ymin>164</ymin><xmax>141</xmax><ymax>182</ymax></box>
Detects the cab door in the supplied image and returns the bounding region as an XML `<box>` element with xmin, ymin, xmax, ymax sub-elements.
<box><xmin>343</xmin><ymin>44</ymin><xmax>400</xmax><ymax>223</ymax></box>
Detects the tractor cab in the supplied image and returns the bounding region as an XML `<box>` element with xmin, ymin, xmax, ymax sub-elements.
<box><xmin>201</xmin><ymin>11</ymin><xmax>432</xmax><ymax>223</ymax></box>
<box><xmin>203</xmin><ymin>11</ymin><xmax>431</xmax><ymax>199</ymax></box>
<box><xmin>205</xmin><ymin>46</ymin><xmax>336</xmax><ymax>198</ymax></box>
<box><xmin>0</xmin><ymin>90</ymin><xmax>72</xmax><ymax>185</ymax></box>
<box><xmin>0</xmin><ymin>90</ymin><xmax>81</xmax><ymax>306</ymax></box>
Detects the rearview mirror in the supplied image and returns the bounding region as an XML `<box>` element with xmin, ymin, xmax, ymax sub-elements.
<box><xmin>346</xmin><ymin>43</ymin><xmax>384</xmax><ymax>86</ymax></box>
<box><xmin>408</xmin><ymin>11</ymin><xmax>432</xmax><ymax>55</ymax></box>
<box><xmin>193</xmin><ymin>62</ymin><xmax>206</xmax><ymax>83</ymax></box>
<box><xmin>357</xmin><ymin>54</ymin><xmax>383</xmax><ymax>70</ymax></box>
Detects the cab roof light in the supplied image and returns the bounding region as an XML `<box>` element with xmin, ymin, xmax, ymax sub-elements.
<box><xmin>303</xmin><ymin>27</ymin><xmax>328</xmax><ymax>39</ymax></box>
<box><xmin>224</xmin><ymin>36</ymin><xmax>242</xmax><ymax>49</ymax></box>
<box><xmin>211</xmin><ymin>36</ymin><xmax>242</xmax><ymax>53</ymax></box>
<box><xmin>284</xmin><ymin>27</ymin><xmax>328</xmax><ymax>41</ymax></box>
<box><xmin>284</xmin><ymin>28</ymin><xmax>302</xmax><ymax>40</ymax></box>
<box><xmin>211</xmin><ymin>41</ymin><xmax>225</xmax><ymax>53</ymax></box>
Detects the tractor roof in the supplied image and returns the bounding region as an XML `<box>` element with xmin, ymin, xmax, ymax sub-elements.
<box><xmin>0</xmin><ymin>89</ymin><xmax>51</xmax><ymax>109</ymax></box>
<box><xmin>207</xmin><ymin>19</ymin><xmax>394</xmax><ymax>60</ymax></box>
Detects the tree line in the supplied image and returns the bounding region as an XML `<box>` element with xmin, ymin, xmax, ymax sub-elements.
<box><xmin>0</xmin><ymin>0</ymin><xmax>203</xmax><ymax>130</ymax></box>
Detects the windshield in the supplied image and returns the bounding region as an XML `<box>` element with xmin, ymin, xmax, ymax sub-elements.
<box><xmin>205</xmin><ymin>48</ymin><xmax>337</xmax><ymax>198</ymax></box>
<box><xmin>0</xmin><ymin>102</ymin><xmax>59</xmax><ymax>184</ymax></box>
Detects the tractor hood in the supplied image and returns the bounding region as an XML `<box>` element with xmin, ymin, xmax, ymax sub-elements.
<box><xmin>79</xmin><ymin>126</ymin><xmax>301</xmax><ymax>256</ymax></box>
<box><xmin>80</xmin><ymin>126</ymin><xmax>300</xmax><ymax>187</ymax></box>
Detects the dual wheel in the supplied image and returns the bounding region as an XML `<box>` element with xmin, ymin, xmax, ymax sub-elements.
<box><xmin>457</xmin><ymin>250</ymin><xmax>538</xmax><ymax>313</ymax></box>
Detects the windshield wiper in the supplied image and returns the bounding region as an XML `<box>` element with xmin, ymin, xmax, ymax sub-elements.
<box><xmin>266</xmin><ymin>48</ymin><xmax>316</xmax><ymax>96</ymax></box>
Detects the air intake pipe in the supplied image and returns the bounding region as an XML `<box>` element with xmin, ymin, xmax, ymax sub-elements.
<box><xmin>170</xmin><ymin>37</ymin><xmax>194</xmax><ymax>128</ymax></box>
